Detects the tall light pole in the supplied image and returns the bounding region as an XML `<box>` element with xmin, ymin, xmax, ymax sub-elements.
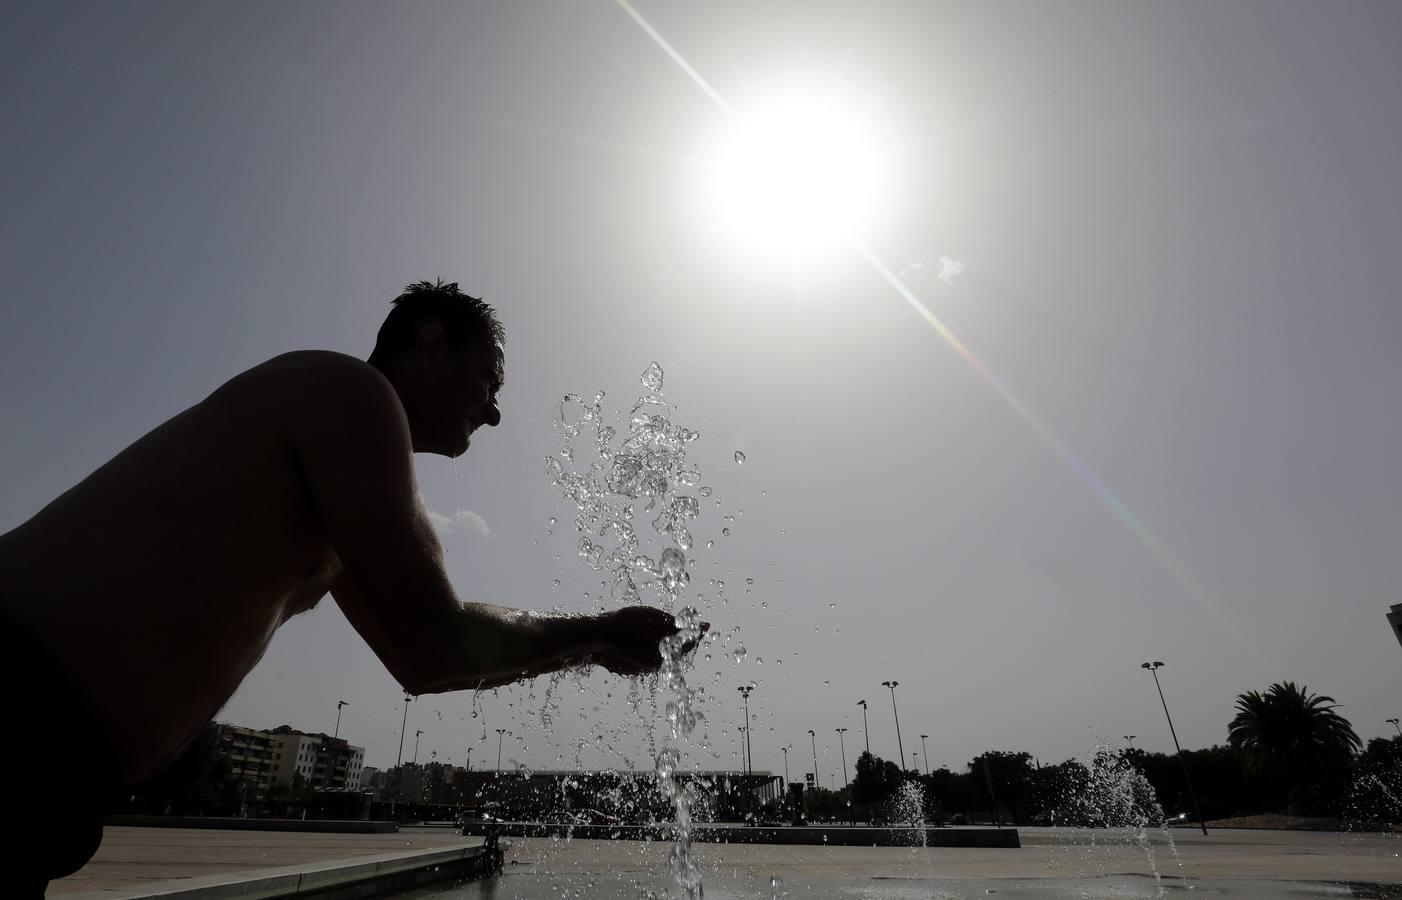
<box><xmin>1124</xmin><ymin>735</ymin><xmax>1137</xmax><ymax>748</ymax></box>
<box><xmin>413</xmin><ymin>729</ymin><xmax>424</xmax><ymax>765</ymax></box>
<box><xmin>1142</xmin><ymin>661</ymin><xmax>1207</xmax><ymax>835</ymax></box>
<box><xmin>737</xmin><ymin>685</ymin><xmax>754</xmax><ymax>777</ymax></box>
<box><xmin>781</xmin><ymin>746</ymin><xmax>790</xmax><ymax>785</ymax></box>
<box><xmin>393</xmin><ymin>695</ymin><xmax>412</xmax><ymax>816</ymax></box>
<box><xmin>920</xmin><ymin>735</ymin><xmax>930</xmax><ymax>775</ymax></box>
<box><xmin>1387</xmin><ymin>718</ymin><xmax>1401</xmax><ymax>738</ymax></box>
<box><xmin>495</xmin><ymin>729</ymin><xmax>508</xmax><ymax>772</ymax></box>
<box><xmin>334</xmin><ymin>700</ymin><xmax>349</xmax><ymax>739</ymax></box>
<box><xmin>396</xmin><ymin>696</ymin><xmax>413</xmax><ymax>769</ymax></box>
<box><xmin>465</xmin><ymin>746</ymin><xmax>473</xmax><ymax>771</ymax></box>
<box><xmin>857</xmin><ymin>700</ymin><xmax>870</xmax><ymax>755</ymax></box>
<box><xmin>738</xmin><ymin>727</ymin><xmax>748</xmax><ymax>774</ymax></box>
<box><xmin>836</xmin><ymin>728</ymin><xmax>850</xmax><ymax>788</ymax></box>
<box><xmin>882</xmin><ymin>680</ymin><xmax>905</xmax><ymax>770</ymax></box>
<box><xmin>807</xmin><ymin>729</ymin><xmax>819</xmax><ymax>794</ymax></box>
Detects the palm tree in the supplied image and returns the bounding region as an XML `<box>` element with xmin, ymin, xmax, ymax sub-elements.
<box><xmin>1228</xmin><ymin>682</ymin><xmax>1360</xmax><ymax>814</ymax></box>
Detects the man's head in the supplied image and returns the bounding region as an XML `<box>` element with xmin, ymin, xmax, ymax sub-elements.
<box><xmin>368</xmin><ymin>279</ymin><xmax>505</xmax><ymax>458</ymax></box>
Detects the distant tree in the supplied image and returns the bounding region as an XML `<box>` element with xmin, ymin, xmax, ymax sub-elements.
<box><xmin>968</xmin><ymin>751</ymin><xmax>1035</xmax><ymax>824</ymax></box>
<box><xmin>1356</xmin><ymin>735</ymin><xmax>1402</xmax><ymax>775</ymax></box>
<box><xmin>125</xmin><ymin>724</ymin><xmax>242</xmax><ymax>816</ymax></box>
<box><xmin>851</xmin><ymin>751</ymin><xmax>904</xmax><ymax>821</ymax></box>
<box><xmin>1228</xmin><ymin>682</ymin><xmax>1360</xmax><ymax>814</ymax></box>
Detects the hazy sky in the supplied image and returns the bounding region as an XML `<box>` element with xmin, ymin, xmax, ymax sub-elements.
<box><xmin>4</xmin><ymin>1</ymin><xmax>1401</xmax><ymax>782</ymax></box>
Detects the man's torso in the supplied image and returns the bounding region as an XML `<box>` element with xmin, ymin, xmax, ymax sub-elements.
<box><xmin>0</xmin><ymin>351</ymin><xmax>369</xmax><ymax>783</ymax></box>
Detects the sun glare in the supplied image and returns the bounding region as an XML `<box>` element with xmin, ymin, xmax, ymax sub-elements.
<box><xmin>704</xmin><ymin>90</ymin><xmax>886</xmax><ymax>260</ymax></box>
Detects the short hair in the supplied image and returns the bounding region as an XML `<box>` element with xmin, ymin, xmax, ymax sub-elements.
<box><xmin>368</xmin><ymin>280</ymin><xmax>505</xmax><ymax>378</ymax></box>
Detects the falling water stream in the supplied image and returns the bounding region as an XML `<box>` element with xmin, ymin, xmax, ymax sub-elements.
<box><xmin>546</xmin><ymin>362</ymin><xmax>712</xmax><ymax>897</ymax></box>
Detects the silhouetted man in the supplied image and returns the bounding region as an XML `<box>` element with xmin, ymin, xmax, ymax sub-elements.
<box><xmin>0</xmin><ymin>280</ymin><xmax>684</xmax><ymax>894</ymax></box>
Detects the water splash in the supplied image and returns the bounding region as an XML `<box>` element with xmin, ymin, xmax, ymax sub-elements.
<box><xmin>1048</xmin><ymin>744</ymin><xmax>1179</xmax><ymax>896</ymax></box>
<box><xmin>547</xmin><ymin>361</ymin><xmax>710</xmax><ymax>897</ymax></box>
<box><xmin>891</xmin><ymin>779</ymin><xmax>928</xmax><ymax>848</ymax></box>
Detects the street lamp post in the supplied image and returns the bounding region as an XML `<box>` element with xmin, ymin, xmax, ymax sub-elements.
<box><xmin>1141</xmin><ymin>661</ymin><xmax>1208</xmax><ymax>835</ymax></box>
<box><xmin>738</xmin><ymin>727</ymin><xmax>748</xmax><ymax>774</ymax></box>
<box><xmin>1387</xmin><ymin>718</ymin><xmax>1401</xmax><ymax>738</ymax></box>
<box><xmin>495</xmin><ymin>729</ymin><xmax>508</xmax><ymax>772</ymax></box>
<box><xmin>781</xmin><ymin>746</ymin><xmax>790</xmax><ymax>785</ymax></box>
<box><xmin>465</xmin><ymin>746</ymin><xmax>473</xmax><ymax>771</ymax></box>
<box><xmin>857</xmin><ymin>700</ymin><xmax>871</xmax><ymax>755</ymax></box>
<box><xmin>392</xmin><ymin>695</ymin><xmax>413</xmax><ymax>815</ymax></box>
<box><xmin>334</xmin><ymin>700</ymin><xmax>349</xmax><ymax>739</ymax></box>
<box><xmin>808</xmin><ymin>729</ymin><xmax>819</xmax><ymax>795</ymax></box>
<box><xmin>1124</xmin><ymin>735</ymin><xmax>1137</xmax><ymax>748</ymax></box>
<box><xmin>396</xmin><ymin>696</ymin><xmax>413</xmax><ymax>769</ymax></box>
<box><xmin>738</xmin><ymin>685</ymin><xmax>754</xmax><ymax>777</ymax></box>
<box><xmin>920</xmin><ymin>735</ymin><xmax>930</xmax><ymax>775</ymax></box>
<box><xmin>413</xmin><ymin>729</ymin><xmax>423</xmax><ymax>765</ymax></box>
<box><xmin>836</xmin><ymin>728</ymin><xmax>850</xmax><ymax>788</ymax></box>
<box><xmin>882</xmin><ymin>681</ymin><xmax>905</xmax><ymax>771</ymax></box>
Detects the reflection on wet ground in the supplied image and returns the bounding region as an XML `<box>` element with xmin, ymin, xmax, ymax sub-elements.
<box><xmin>401</xmin><ymin>870</ymin><xmax>1402</xmax><ymax>900</ymax></box>
<box><xmin>393</xmin><ymin>832</ymin><xmax>1402</xmax><ymax>900</ymax></box>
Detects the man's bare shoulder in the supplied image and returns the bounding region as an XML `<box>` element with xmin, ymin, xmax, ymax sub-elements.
<box><xmin>238</xmin><ymin>350</ymin><xmax>381</xmax><ymax>385</ymax></box>
<box><xmin>218</xmin><ymin>351</ymin><xmax>402</xmax><ymax>423</ymax></box>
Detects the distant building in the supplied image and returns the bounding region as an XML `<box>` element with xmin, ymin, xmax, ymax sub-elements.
<box><xmin>211</xmin><ymin>724</ymin><xmax>276</xmax><ymax>800</ymax></box>
<box><xmin>1389</xmin><ymin>604</ymin><xmax>1402</xmax><ymax>651</ymax></box>
<box><xmin>266</xmin><ymin>726</ymin><xmax>365</xmax><ymax>791</ymax></box>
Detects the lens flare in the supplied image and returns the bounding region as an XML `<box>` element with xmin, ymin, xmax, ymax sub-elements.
<box><xmin>615</xmin><ymin>0</ymin><xmax>1215</xmax><ymax>613</ymax></box>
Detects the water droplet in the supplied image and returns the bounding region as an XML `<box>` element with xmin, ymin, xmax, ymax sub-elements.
<box><xmin>732</xmin><ymin>645</ymin><xmax>747</xmax><ymax>663</ymax></box>
<box><xmin>659</xmin><ymin>547</ymin><xmax>688</xmax><ymax>590</ymax></box>
<box><xmin>699</xmin><ymin>486</ymin><xmax>713</xmax><ymax>497</ymax></box>
<box><xmin>734</xmin><ymin>450</ymin><xmax>746</xmax><ymax>464</ymax></box>
<box><xmin>641</xmin><ymin>361</ymin><xmax>665</xmax><ymax>392</ymax></box>
<box><xmin>722</xmin><ymin>527</ymin><xmax>731</xmax><ymax>537</ymax></box>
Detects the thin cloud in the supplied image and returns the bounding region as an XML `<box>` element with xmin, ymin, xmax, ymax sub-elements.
<box><xmin>936</xmin><ymin>256</ymin><xmax>965</xmax><ymax>286</ymax></box>
<box><xmin>897</xmin><ymin>257</ymin><xmax>966</xmax><ymax>287</ymax></box>
<box><xmin>427</xmin><ymin>507</ymin><xmax>493</xmax><ymax>540</ymax></box>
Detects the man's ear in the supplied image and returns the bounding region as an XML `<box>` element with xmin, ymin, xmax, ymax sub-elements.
<box><xmin>415</xmin><ymin>321</ymin><xmax>449</xmax><ymax>366</ymax></box>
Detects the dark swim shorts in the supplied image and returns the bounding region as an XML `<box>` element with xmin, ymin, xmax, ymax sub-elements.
<box><xmin>0</xmin><ymin>614</ymin><xmax>122</xmax><ymax>897</ymax></box>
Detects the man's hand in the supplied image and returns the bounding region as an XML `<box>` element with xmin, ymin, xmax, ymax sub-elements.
<box><xmin>587</xmin><ymin>606</ymin><xmax>708</xmax><ymax>677</ymax></box>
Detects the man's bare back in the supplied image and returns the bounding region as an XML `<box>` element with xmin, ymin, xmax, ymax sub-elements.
<box><xmin>0</xmin><ymin>345</ymin><xmax>683</xmax><ymax>785</ymax></box>
<box><xmin>1</xmin><ymin>352</ymin><xmax>371</xmax><ymax>781</ymax></box>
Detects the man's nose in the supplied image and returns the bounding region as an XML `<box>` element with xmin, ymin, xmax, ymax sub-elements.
<box><xmin>483</xmin><ymin>401</ymin><xmax>501</xmax><ymax>427</ymax></box>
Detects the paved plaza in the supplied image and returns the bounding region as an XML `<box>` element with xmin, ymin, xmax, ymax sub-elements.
<box><xmin>48</xmin><ymin>826</ymin><xmax>1402</xmax><ymax>899</ymax></box>
<box><xmin>49</xmin><ymin>826</ymin><xmax>478</xmax><ymax>896</ymax></box>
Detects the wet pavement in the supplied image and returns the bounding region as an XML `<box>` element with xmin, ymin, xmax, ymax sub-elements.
<box><xmin>395</xmin><ymin>831</ymin><xmax>1402</xmax><ymax>900</ymax></box>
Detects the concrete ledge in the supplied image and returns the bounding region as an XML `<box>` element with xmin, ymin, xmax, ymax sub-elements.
<box><xmin>62</xmin><ymin>842</ymin><xmax>501</xmax><ymax>900</ymax></box>
<box><xmin>102</xmin><ymin>816</ymin><xmax>399</xmax><ymax>834</ymax></box>
<box><xmin>465</xmin><ymin>822</ymin><xmax>1020</xmax><ymax>848</ymax></box>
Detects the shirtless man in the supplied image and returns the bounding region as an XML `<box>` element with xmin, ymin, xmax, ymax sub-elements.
<box><xmin>0</xmin><ymin>280</ymin><xmax>685</xmax><ymax>894</ymax></box>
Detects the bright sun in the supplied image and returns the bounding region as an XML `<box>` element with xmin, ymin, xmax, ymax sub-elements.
<box><xmin>704</xmin><ymin>89</ymin><xmax>886</xmax><ymax>260</ymax></box>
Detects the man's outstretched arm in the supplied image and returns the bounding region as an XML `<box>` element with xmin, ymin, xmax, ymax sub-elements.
<box><xmin>331</xmin><ymin>580</ymin><xmax>682</xmax><ymax>692</ymax></box>
<box><xmin>290</xmin><ymin>358</ymin><xmax>679</xmax><ymax>694</ymax></box>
